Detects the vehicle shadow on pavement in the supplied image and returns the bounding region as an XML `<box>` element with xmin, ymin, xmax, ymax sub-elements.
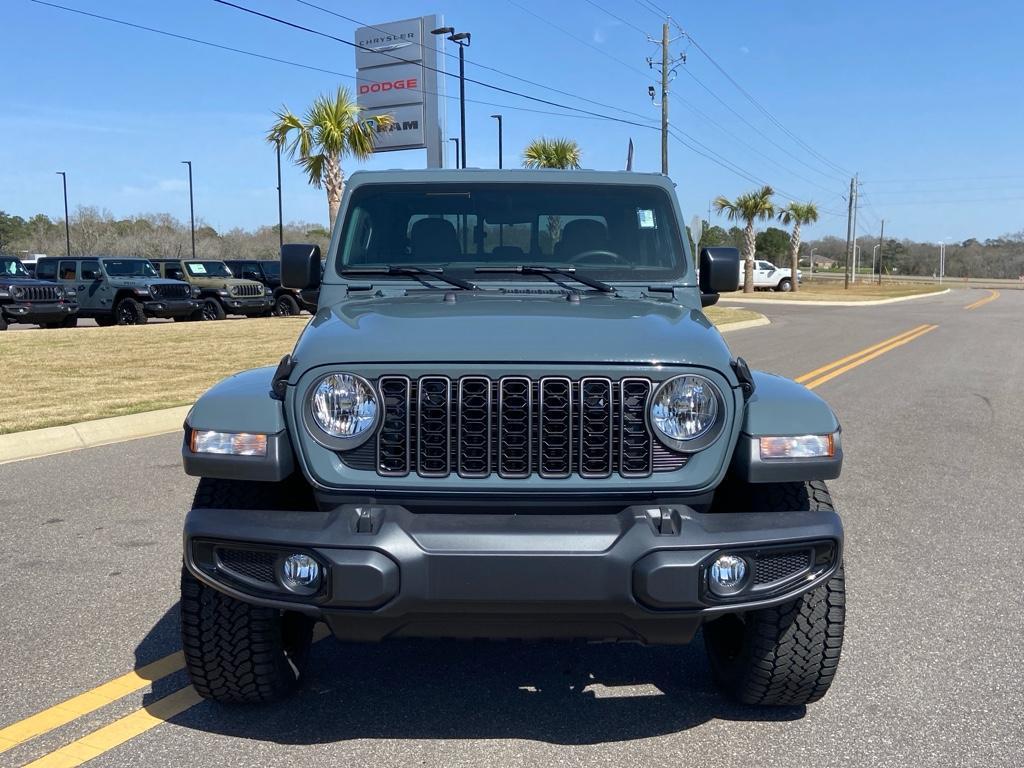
<box><xmin>137</xmin><ymin>604</ymin><xmax>805</xmax><ymax>745</ymax></box>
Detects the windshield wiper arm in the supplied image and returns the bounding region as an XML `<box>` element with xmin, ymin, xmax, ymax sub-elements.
<box><xmin>341</xmin><ymin>265</ymin><xmax>479</xmax><ymax>291</ymax></box>
<box><xmin>475</xmin><ymin>265</ymin><xmax>614</xmax><ymax>293</ymax></box>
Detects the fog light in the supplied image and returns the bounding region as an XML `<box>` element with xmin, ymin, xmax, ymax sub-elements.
<box><xmin>280</xmin><ymin>553</ymin><xmax>321</xmax><ymax>593</ymax></box>
<box><xmin>709</xmin><ymin>554</ymin><xmax>747</xmax><ymax>596</ymax></box>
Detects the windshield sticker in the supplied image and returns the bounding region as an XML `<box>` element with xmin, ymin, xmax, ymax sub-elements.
<box><xmin>190</xmin><ymin>264</ymin><xmax>207</xmax><ymax>274</ymax></box>
<box><xmin>637</xmin><ymin>208</ymin><xmax>656</xmax><ymax>229</ymax></box>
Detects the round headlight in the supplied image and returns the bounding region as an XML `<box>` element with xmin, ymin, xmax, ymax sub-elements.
<box><xmin>650</xmin><ymin>375</ymin><xmax>721</xmax><ymax>446</ymax></box>
<box><xmin>11</xmin><ymin>285</ymin><xmax>24</xmax><ymax>300</ymax></box>
<box><xmin>310</xmin><ymin>373</ymin><xmax>378</xmax><ymax>439</ymax></box>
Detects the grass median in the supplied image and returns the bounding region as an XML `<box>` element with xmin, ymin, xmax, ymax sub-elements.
<box><xmin>722</xmin><ymin>281</ymin><xmax>946</xmax><ymax>302</ymax></box>
<box><xmin>0</xmin><ymin>308</ymin><xmax>764</xmax><ymax>435</ymax></box>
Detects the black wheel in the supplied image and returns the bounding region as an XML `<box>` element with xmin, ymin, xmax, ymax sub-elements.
<box><xmin>61</xmin><ymin>315</ymin><xmax>78</xmax><ymax>328</ymax></box>
<box><xmin>180</xmin><ymin>477</ymin><xmax>316</xmax><ymax>704</ymax></box>
<box><xmin>0</xmin><ymin>314</ymin><xmax>8</xmax><ymax>331</ymax></box>
<box><xmin>201</xmin><ymin>298</ymin><xmax>226</xmax><ymax>321</ymax></box>
<box><xmin>115</xmin><ymin>297</ymin><xmax>147</xmax><ymax>325</ymax></box>
<box><xmin>274</xmin><ymin>294</ymin><xmax>301</xmax><ymax>316</ymax></box>
<box><xmin>704</xmin><ymin>480</ymin><xmax>846</xmax><ymax>706</ymax></box>
<box><xmin>776</xmin><ymin>278</ymin><xmax>793</xmax><ymax>292</ymax></box>
<box><xmin>189</xmin><ymin>308</ymin><xmax>206</xmax><ymax>322</ymax></box>
<box><xmin>95</xmin><ymin>315</ymin><xmax>115</xmax><ymax>327</ymax></box>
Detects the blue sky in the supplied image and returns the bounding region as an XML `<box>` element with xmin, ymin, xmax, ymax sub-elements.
<box><xmin>2</xmin><ymin>0</ymin><xmax>1023</xmax><ymax>243</ymax></box>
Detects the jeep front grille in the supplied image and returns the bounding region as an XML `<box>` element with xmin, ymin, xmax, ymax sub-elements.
<box><xmin>17</xmin><ymin>285</ymin><xmax>60</xmax><ymax>302</ymax></box>
<box><xmin>150</xmin><ymin>283</ymin><xmax>190</xmax><ymax>300</ymax></box>
<box><xmin>371</xmin><ymin>375</ymin><xmax>685</xmax><ymax>479</ymax></box>
<box><xmin>233</xmin><ymin>283</ymin><xmax>263</xmax><ymax>297</ymax></box>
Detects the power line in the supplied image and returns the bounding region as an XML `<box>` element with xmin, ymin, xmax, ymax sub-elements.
<box><xmin>684</xmin><ymin>31</ymin><xmax>851</xmax><ymax>177</ymax></box>
<box><xmin>864</xmin><ymin>173</ymin><xmax>1024</xmax><ymax>183</ymax></box>
<box><xmin>580</xmin><ymin>0</ymin><xmax>649</xmax><ymax>36</ymax></box>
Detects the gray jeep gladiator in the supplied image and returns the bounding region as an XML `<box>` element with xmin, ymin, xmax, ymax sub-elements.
<box><xmin>180</xmin><ymin>170</ymin><xmax>845</xmax><ymax>707</ymax></box>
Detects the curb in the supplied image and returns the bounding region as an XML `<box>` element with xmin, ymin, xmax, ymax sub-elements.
<box><xmin>0</xmin><ymin>406</ymin><xmax>189</xmax><ymax>465</ymax></box>
<box><xmin>717</xmin><ymin>316</ymin><xmax>771</xmax><ymax>332</ymax></box>
<box><xmin>718</xmin><ymin>288</ymin><xmax>950</xmax><ymax>307</ymax></box>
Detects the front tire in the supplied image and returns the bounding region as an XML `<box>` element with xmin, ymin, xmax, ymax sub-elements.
<box><xmin>180</xmin><ymin>568</ymin><xmax>314</xmax><ymax>704</ymax></box>
<box><xmin>704</xmin><ymin>480</ymin><xmax>845</xmax><ymax>706</ymax></box>
<box><xmin>201</xmin><ymin>298</ymin><xmax>226</xmax><ymax>321</ymax></box>
<box><xmin>115</xmin><ymin>297</ymin><xmax>147</xmax><ymax>325</ymax></box>
<box><xmin>0</xmin><ymin>314</ymin><xmax>8</xmax><ymax>331</ymax></box>
<box><xmin>776</xmin><ymin>277</ymin><xmax>793</xmax><ymax>292</ymax></box>
<box><xmin>274</xmin><ymin>294</ymin><xmax>301</xmax><ymax>316</ymax></box>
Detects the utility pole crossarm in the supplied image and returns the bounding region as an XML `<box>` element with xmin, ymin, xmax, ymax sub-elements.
<box><xmin>647</xmin><ymin>21</ymin><xmax>686</xmax><ymax>176</ymax></box>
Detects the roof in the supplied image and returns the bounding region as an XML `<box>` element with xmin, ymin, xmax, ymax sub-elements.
<box><xmin>347</xmin><ymin>168</ymin><xmax>675</xmax><ymax>189</ymax></box>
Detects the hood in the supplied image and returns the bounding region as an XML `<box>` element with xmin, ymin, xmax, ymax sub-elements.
<box><xmin>294</xmin><ymin>292</ymin><xmax>733</xmax><ymax>369</ymax></box>
<box><xmin>0</xmin><ymin>276</ymin><xmax>60</xmax><ymax>288</ymax></box>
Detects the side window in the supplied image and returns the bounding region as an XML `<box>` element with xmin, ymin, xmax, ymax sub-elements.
<box><xmin>81</xmin><ymin>260</ymin><xmax>101</xmax><ymax>280</ymax></box>
<box><xmin>36</xmin><ymin>260</ymin><xmax>57</xmax><ymax>280</ymax></box>
<box><xmin>166</xmin><ymin>264</ymin><xmax>185</xmax><ymax>280</ymax></box>
<box><xmin>241</xmin><ymin>262</ymin><xmax>261</xmax><ymax>281</ymax></box>
<box><xmin>58</xmin><ymin>260</ymin><xmax>77</xmax><ymax>280</ymax></box>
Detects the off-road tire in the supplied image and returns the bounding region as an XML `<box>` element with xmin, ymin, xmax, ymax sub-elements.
<box><xmin>180</xmin><ymin>568</ymin><xmax>314</xmax><ymax>704</ymax></box>
<box><xmin>274</xmin><ymin>293</ymin><xmax>301</xmax><ymax>316</ymax></box>
<box><xmin>180</xmin><ymin>477</ymin><xmax>317</xmax><ymax>703</ymax></box>
<box><xmin>0</xmin><ymin>313</ymin><xmax>8</xmax><ymax>331</ymax></box>
<box><xmin>776</xmin><ymin>277</ymin><xmax>793</xmax><ymax>292</ymax></box>
<box><xmin>115</xmin><ymin>297</ymin><xmax>147</xmax><ymax>325</ymax></box>
<box><xmin>704</xmin><ymin>480</ymin><xmax>845</xmax><ymax>706</ymax></box>
<box><xmin>201</xmin><ymin>298</ymin><xmax>226</xmax><ymax>321</ymax></box>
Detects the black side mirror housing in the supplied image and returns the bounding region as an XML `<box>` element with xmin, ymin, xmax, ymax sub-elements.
<box><xmin>281</xmin><ymin>244</ymin><xmax>322</xmax><ymax>290</ymax></box>
<box><xmin>699</xmin><ymin>247</ymin><xmax>741</xmax><ymax>306</ymax></box>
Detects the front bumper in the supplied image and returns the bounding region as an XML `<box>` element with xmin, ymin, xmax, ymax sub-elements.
<box><xmin>223</xmin><ymin>295</ymin><xmax>273</xmax><ymax>314</ymax></box>
<box><xmin>144</xmin><ymin>299</ymin><xmax>200</xmax><ymax>318</ymax></box>
<box><xmin>184</xmin><ymin>502</ymin><xmax>842</xmax><ymax>644</ymax></box>
<box><xmin>1</xmin><ymin>301</ymin><xmax>77</xmax><ymax>323</ymax></box>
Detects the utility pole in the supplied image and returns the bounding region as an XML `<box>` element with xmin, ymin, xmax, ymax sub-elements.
<box><xmin>843</xmin><ymin>175</ymin><xmax>857</xmax><ymax>290</ymax></box>
<box><xmin>647</xmin><ymin>22</ymin><xmax>685</xmax><ymax>176</ymax></box>
<box><xmin>876</xmin><ymin>219</ymin><xmax>884</xmax><ymax>285</ymax></box>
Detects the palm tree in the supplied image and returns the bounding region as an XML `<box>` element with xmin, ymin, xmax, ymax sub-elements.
<box><xmin>266</xmin><ymin>86</ymin><xmax>393</xmax><ymax>227</ymax></box>
<box><xmin>777</xmin><ymin>201</ymin><xmax>819</xmax><ymax>293</ymax></box>
<box><xmin>522</xmin><ymin>137</ymin><xmax>582</xmax><ymax>170</ymax></box>
<box><xmin>714</xmin><ymin>185</ymin><xmax>776</xmax><ymax>293</ymax></box>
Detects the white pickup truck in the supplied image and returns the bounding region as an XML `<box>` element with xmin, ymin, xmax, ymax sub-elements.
<box><xmin>740</xmin><ymin>260</ymin><xmax>801</xmax><ymax>291</ymax></box>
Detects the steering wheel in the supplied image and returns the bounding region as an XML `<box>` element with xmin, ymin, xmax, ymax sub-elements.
<box><xmin>567</xmin><ymin>249</ymin><xmax>626</xmax><ymax>265</ymax></box>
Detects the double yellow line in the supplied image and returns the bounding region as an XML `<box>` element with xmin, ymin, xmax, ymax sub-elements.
<box><xmin>2</xmin><ymin>325</ymin><xmax>943</xmax><ymax>765</ymax></box>
<box><xmin>964</xmin><ymin>289</ymin><xmax>999</xmax><ymax>310</ymax></box>
<box><xmin>796</xmin><ymin>324</ymin><xmax>938</xmax><ymax>390</ymax></box>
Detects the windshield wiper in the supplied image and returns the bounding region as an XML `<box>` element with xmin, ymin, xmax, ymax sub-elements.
<box><xmin>474</xmin><ymin>265</ymin><xmax>614</xmax><ymax>293</ymax></box>
<box><xmin>341</xmin><ymin>265</ymin><xmax>480</xmax><ymax>291</ymax></box>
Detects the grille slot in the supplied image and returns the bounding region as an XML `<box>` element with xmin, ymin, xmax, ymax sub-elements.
<box><xmin>619</xmin><ymin>379</ymin><xmax>653</xmax><ymax>477</ymax></box>
<box><xmin>233</xmin><ymin>283</ymin><xmax>264</xmax><ymax>297</ymax></box>
<box><xmin>753</xmin><ymin>550</ymin><xmax>811</xmax><ymax>585</ymax></box>
<box><xmin>362</xmin><ymin>375</ymin><xmax>677</xmax><ymax>479</ymax></box>
<box><xmin>417</xmin><ymin>376</ymin><xmax>451</xmax><ymax>477</ymax></box>
<box><xmin>20</xmin><ymin>285</ymin><xmax>60</xmax><ymax>302</ymax></box>
<box><xmin>217</xmin><ymin>548</ymin><xmax>276</xmax><ymax>584</ymax></box>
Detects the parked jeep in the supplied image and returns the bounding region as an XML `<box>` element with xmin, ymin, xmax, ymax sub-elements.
<box><xmin>180</xmin><ymin>170</ymin><xmax>845</xmax><ymax>707</ymax></box>
<box><xmin>741</xmin><ymin>259</ymin><xmax>801</xmax><ymax>291</ymax></box>
<box><xmin>152</xmin><ymin>259</ymin><xmax>272</xmax><ymax>320</ymax></box>
<box><xmin>0</xmin><ymin>255</ymin><xmax>78</xmax><ymax>330</ymax></box>
<box><xmin>223</xmin><ymin>258</ymin><xmax>313</xmax><ymax>316</ymax></box>
<box><xmin>36</xmin><ymin>256</ymin><xmax>198</xmax><ymax>325</ymax></box>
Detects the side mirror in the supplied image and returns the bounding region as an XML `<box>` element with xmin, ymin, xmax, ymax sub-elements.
<box><xmin>281</xmin><ymin>244</ymin><xmax>321</xmax><ymax>290</ymax></box>
<box><xmin>699</xmin><ymin>247</ymin><xmax>741</xmax><ymax>306</ymax></box>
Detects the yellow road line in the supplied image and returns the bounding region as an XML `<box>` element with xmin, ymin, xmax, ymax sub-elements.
<box><xmin>794</xmin><ymin>325</ymin><xmax>932</xmax><ymax>384</ymax></box>
<box><xmin>803</xmin><ymin>325</ymin><xmax>938</xmax><ymax>390</ymax></box>
<box><xmin>21</xmin><ymin>687</ymin><xmax>203</xmax><ymax>768</ymax></box>
<box><xmin>964</xmin><ymin>289</ymin><xmax>999</xmax><ymax>310</ymax></box>
<box><xmin>0</xmin><ymin>652</ymin><xmax>184</xmax><ymax>754</ymax></box>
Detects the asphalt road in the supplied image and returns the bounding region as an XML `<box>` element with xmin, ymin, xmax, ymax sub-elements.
<box><xmin>1</xmin><ymin>287</ymin><xmax>1021</xmax><ymax>767</ymax></box>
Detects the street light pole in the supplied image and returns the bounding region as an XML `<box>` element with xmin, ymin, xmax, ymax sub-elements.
<box><xmin>56</xmin><ymin>171</ymin><xmax>70</xmax><ymax>257</ymax></box>
<box><xmin>490</xmin><ymin>114</ymin><xmax>503</xmax><ymax>169</ymax></box>
<box><xmin>809</xmin><ymin>248</ymin><xmax>817</xmax><ymax>279</ymax></box>
<box><xmin>449</xmin><ymin>138</ymin><xmax>460</xmax><ymax>169</ymax></box>
<box><xmin>275</xmin><ymin>144</ymin><xmax>284</xmax><ymax>249</ymax></box>
<box><xmin>181</xmin><ymin>160</ymin><xmax>195</xmax><ymax>258</ymax></box>
<box><xmin>432</xmin><ymin>26</ymin><xmax>471</xmax><ymax>169</ymax></box>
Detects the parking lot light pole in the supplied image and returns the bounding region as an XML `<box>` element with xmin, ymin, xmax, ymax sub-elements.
<box><xmin>490</xmin><ymin>114</ymin><xmax>503</xmax><ymax>169</ymax></box>
<box><xmin>449</xmin><ymin>137</ymin><xmax>460</xmax><ymax>169</ymax></box>
<box><xmin>181</xmin><ymin>160</ymin><xmax>195</xmax><ymax>258</ymax></box>
<box><xmin>56</xmin><ymin>171</ymin><xmax>70</xmax><ymax>257</ymax></box>
<box><xmin>432</xmin><ymin>26</ymin><xmax>470</xmax><ymax>169</ymax></box>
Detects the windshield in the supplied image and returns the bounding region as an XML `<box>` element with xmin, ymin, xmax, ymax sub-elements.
<box><xmin>185</xmin><ymin>261</ymin><xmax>232</xmax><ymax>278</ymax></box>
<box><xmin>0</xmin><ymin>258</ymin><xmax>30</xmax><ymax>278</ymax></box>
<box><xmin>101</xmin><ymin>259</ymin><xmax>159</xmax><ymax>278</ymax></box>
<box><xmin>336</xmin><ymin>183</ymin><xmax>686</xmax><ymax>282</ymax></box>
